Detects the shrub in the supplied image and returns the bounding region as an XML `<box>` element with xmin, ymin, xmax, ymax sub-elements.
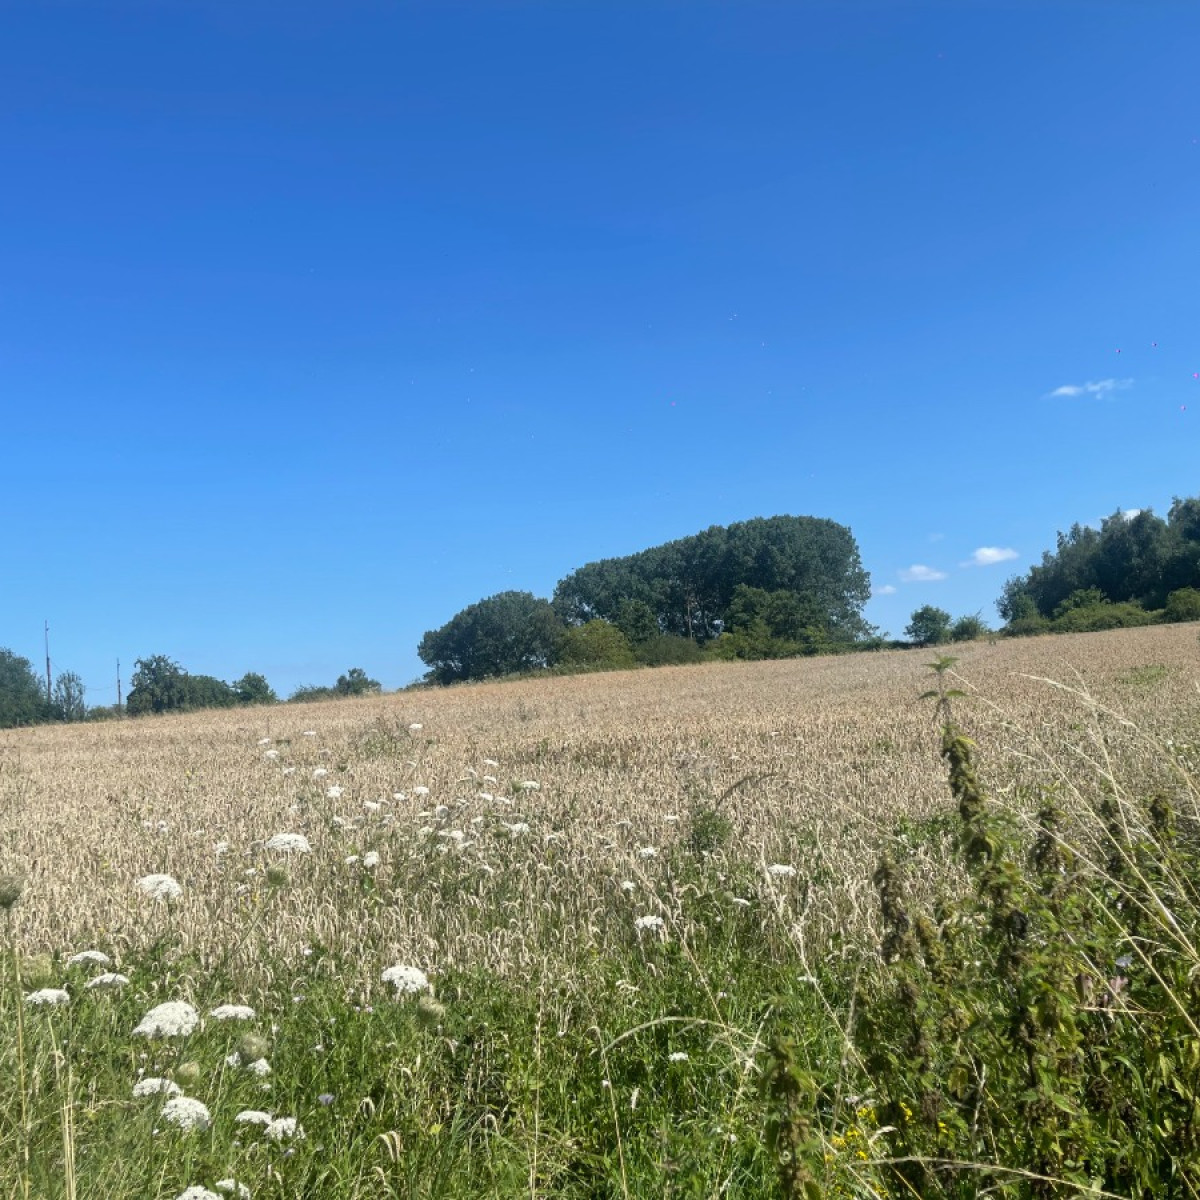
<box><xmin>1164</xmin><ymin>586</ymin><xmax>1200</xmax><ymax>623</ymax></box>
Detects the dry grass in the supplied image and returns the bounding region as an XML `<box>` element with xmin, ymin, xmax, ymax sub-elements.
<box><xmin>2</xmin><ymin>625</ymin><xmax>1197</xmax><ymax>991</ymax></box>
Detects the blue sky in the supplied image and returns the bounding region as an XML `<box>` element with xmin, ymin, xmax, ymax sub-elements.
<box><xmin>4</xmin><ymin>2</ymin><xmax>1198</xmax><ymax>703</ymax></box>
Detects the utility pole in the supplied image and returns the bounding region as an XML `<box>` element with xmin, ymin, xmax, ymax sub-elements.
<box><xmin>44</xmin><ymin>620</ymin><xmax>51</xmax><ymax>704</ymax></box>
<box><xmin>116</xmin><ymin>659</ymin><xmax>122</xmax><ymax>709</ymax></box>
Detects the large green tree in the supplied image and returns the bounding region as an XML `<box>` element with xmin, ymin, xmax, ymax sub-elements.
<box><xmin>0</xmin><ymin>648</ymin><xmax>50</xmax><ymax>728</ymax></box>
<box><xmin>553</xmin><ymin>515</ymin><xmax>871</xmax><ymax>645</ymax></box>
<box><xmin>418</xmin><ymin>591</ymin><xmax>564</xmax><ymax>684</ymax></box>
<box><xmin>127</xmin><ymin>656</ymin><xmax>239</xmax><ymax>714</ymax></box>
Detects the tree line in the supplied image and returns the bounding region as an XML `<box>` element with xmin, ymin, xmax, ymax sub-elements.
<box><xmin>0</xmin><ymin>651</ymin><xmax>383</xmax><ymax>729</ymax></box>
<box><xmin>418</xmin><ymin>515</ymin><xmax>875</xmax><ymax>683</ymax></box>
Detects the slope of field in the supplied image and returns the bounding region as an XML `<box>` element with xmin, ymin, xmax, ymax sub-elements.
<box><xmin>1</xmin><ymin>625</ymin><xmax>1198</xmax><ymax>1198</ymax></box>
<box><xmin>3</xmin><ymin>624</ymin><xmax>1196</xmax><ymax>974</ymax></box>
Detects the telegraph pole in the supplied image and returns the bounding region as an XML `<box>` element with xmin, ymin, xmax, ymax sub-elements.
<box><xmin>116</xmin><ymin>659</ymin><xmax>122</xmax><ymax>709</ymax></box>
<box><xmin>44</xmin><ymin>621</ymin><xmax>52</xmax><ymax>704</ymax></box>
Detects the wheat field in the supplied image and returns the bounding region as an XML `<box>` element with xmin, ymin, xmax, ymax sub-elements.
<box><xmin>3</xmin><ymin>625</ymin><xmax>1196</xmax><ymax>984</ymax></box>
<box><xmin>2</xmin><ymin>625</ymin><xmax>1199</xmax><ymax>1198</ymax></box>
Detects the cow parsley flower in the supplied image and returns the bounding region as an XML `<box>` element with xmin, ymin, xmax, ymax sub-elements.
<box><xmin>264</xmin><ymin>833</ymin><xmax>310</xmax><ymax>854</ymax></box>
<box><xmin>134</xmin><ymin>1001</ymin><xmax>200</xmax><ymax>1038</ymax></box>
<box><xmin>381</xmin><ymin>964</ymin><xmax>430</xmax><ymax>995</ymax></box>
<box><xmin>411</xmin><ymin>786</ymin><xmax>430</xmax><ymax>797</ymax></box>
<box><xmin>136</xmin><ymin>874</ymin><xmax>183</xmax><ymax>902</ymax></box>
<box><xmin>215</xmin><ymin>1182</ymin><xmax>251</xmax><ymax>1199</ymax></box>
<box><xmin>175</xmin><ymin>1188</ymin><xmax>220</xmax><ymax>1200</ymax></box>
<box><xmin>362</xmin><ymin>851</ymin><xmax>380</xmax><ymax>868</ymax></box>
<box><xmin>312</xmin><ymin>767</ymin><xmax>328</xmax><ymax>779</ymax></box>
<box><xmin>325</xmin><ymin>786</ymin><xmax>343</xmax><ymax>799</ymax></box>
<box><xmin>637</xmin><ymin>846</ymin><xmax>658</xmax><ymax>859</ymax></box>
<box><xmin>25</xmin><ymin>988</ymin><xmax>70</xmax><ymax>1007</ymax></box>
<box><xmin>234</xmin><ymin>1110</ymin><xmax>273</xmax><ymax>1126</ymax></box>
<box><xmin>160</xmin><ymin>1096</ymin><xmax>211</xmax><ymax>1133</ymax></box>
<box><xmin>209</xmin><ymin>1004</ymin><xmax>256</xmax><ymax>1022</ymax></box>
<box><xmin>767</xmin><ymin>864</ymin><xmax>797</xmax><ymax>878</ymax></box>
<box><xmin>133</xmin><ymin>1077</ymin><xmax>183</xmax><ymax>1098</ymax></box>
<box><xmin>668</xmin><ymin>1051</ymin><xmax>689</xmax><ymax>1063</ymax></box>
<box><xmin>68</xmin><ymin>950</ymin><xmax>111</xmax><ymax>968</ymax></box>
<box><xmin>502</xmin><ymin>821</ymin><xmax>530</xmax><ymax>837</ymax></box>
<box><xmin>87</xmin><ymin>972</ymin><xmax>130</xmax><ymax>990</ymax></box>
<box><xmin>408</xmin><ymin>723</ymin><xmax>423</xmax><ymax>732</ymax></box>
<box><xmin>519</xmin><ymin>780</ymin><xmax>540</xmax><ymax>791</ymax></box>
<box><xmin>634</xmin><ymin>915</ymin><xmax>665</xmax><ymax>933</ymax></box>
<box><xmin>264</xmin><ymin>1116</ymin><xmax>305</xmax><ymax>1142</ymax></box>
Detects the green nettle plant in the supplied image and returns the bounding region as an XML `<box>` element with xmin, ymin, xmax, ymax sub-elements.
<box><xmin>847</xmin><ymin>657</ymin><xmax>1200</xmax><ymax>1197</ymax></box>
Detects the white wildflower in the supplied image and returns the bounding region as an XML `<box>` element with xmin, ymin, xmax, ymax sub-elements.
<box><xmin>363</xmin><ymin>800</ymin><xmax>380</xmax><ymax>813</ymax></box>
<box><xmin>312</xmin><ymin>767</ymin><xmax>328</xmax><ymax>779</ymax></box>
<box><xmin>412</xmin><ymin>786</ymin><xmax>430</xmax><ymax>797</ymax></box>
<box><xmin>408</xmin><ymin>723</ymin><xmax>423</xmax><ymax>732</ymax></box>
<box><xmin>86</xmin><ymin>972</ymin><xmax>129</xmax><ymax>990</ymax></box>
<box><xmin>257</xmin><ymin>737</ymin><xmax>271</xmax><ymax>746</ymax></box>
<box><xmin>621</xmin><ymin>880</ymin><xmax>636</xmax><ymax>892</ymax></box>
<box><xmin>215</xmin><ymin>1182</ymin><xmax>251</xmax><ymax>1200</ymax></box>
<box><xmin>476</xmin><ymin>791</ymin><xmax>494</xmax><ymax>802</ymax></box>
<box><xmin>263</xmin><ymin>750</ymin><xmax>279</xmax><ymax>760</ymax></box>
<box><xmin>209</xmin><ymin>1004</ymin><xmax>256</xmax><ymax>1022</ymax></box>
<box><xmin>392</xmin><ymin>792</ymin><xmax>407</xmax><ymax>801</ymax></box>
<box><xmin>281</xmin><ymin>766</ymin><xmax>296</xmax><ymax>776</ymax></box>
<box><xmin>767</xmin><ymin>864</ymin><xmax>797</xmax><ymax>878</ymax></box>
<box><xmin>264</xmin><ymin>1116</ymin><xmax>305</xmax><ymax>1142</ymax></box>
<box><xmin>160</xmin><ymin>1096</ymin><xmax>211</xmax><ymax>1132</ymax></box>
<box><xmin>302</xmin><ymin>730</ymin><xmax>317</xmax><ymax>737</ymax></box>
<box><xmin>637</xmin><ymin>846</ymin><xmax>658</xmax><ymax>859</ymax></box>
<box><xmin>519</xmin><ymin>780</ymin><xmax>540</xmax><ymax>791</ymax></box>
<box><xmin>730</xmin><ymin>897</ymin><xmax>751</xmax><ymax>908</ymax></box>
<box><xmin>246</xmin><ymin>1057</ymin><xmax>272</xmax><ymax>1077</ymax></box>
<box><xmin>175</xmin><ymin>1188</ymin><xmax>220</xmax><ymax>1200</ymax></box>
<box><xmin>234</xmin><ymin>1109</ymin><xmax>273</xmax><ymax>1126</ymax></box>
<box><xmin>381</xmin><ymin>964</ymin><xmax>430</xmax><ymax>995</ymax></box>
<box><xmin>264</xmin><ymin>833</ymin><xmax>310</xmax><ymax>854</ymax></box>
<box><xmin>133</xmin><ymin>1077</ymin><xmax>182</xmax><ymax>1098</ymax></box>
<box><xmin>136</xmin><ymin>873</ymin><xmax>183</xmax><ymax>902</ymax></box>
<box><xmin>134</xmin><ymin>1001</ymin><xmax>200</xmax><ymax>1038</ymax></box>
<box><xmin>68</xmin><ymin>950</ymin><xmax>111</xmax><ymax>968</ymax></box>
<box><xmin>344</xmin><ymin>854</ymin><xmax>360</xmax><ymax>866</ymax></box>
<box><xmin>502</xmin><ymin>821</ymin><xmax>530</xmax><ymax>837</ymax></box>
<box><xmin>214</xmin><ymin>841</ymin><xmax>230</xmax><ymax>857</ymax></box>
<box><xmin>483</xmin><ymin>758</ymin><xmax>499</xmax><ymax>767</ymax></box>
<box><xmin>362</xmin><ymin>851</ymin><xmax>380</xmax><ymax>868</ymax></box>
<box><xmin>25</xmin><ymin>988</ymin><xmax>70</xmax><ymax>1007</ymax></box>
<box><xmin>668</xmin><ymin>1051</ymin><xmax>689</xmax><ymax>1063</ymax></box>
<box><xmin>325</xmin><ymin>785</ymin><xmax>343</xmax><ymax>799</ymax></box>
<box><xmin>634</xmin><ymin>915</ymin><xmax>665</xmax><ymax>932</ymax></box>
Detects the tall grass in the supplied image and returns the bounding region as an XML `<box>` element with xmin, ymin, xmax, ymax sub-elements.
<box><xmin>0</xmin><ymin>625</ymin><xmax>1197</xmax><ymax>1196</ymax></box>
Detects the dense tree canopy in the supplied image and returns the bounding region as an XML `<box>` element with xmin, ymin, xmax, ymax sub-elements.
<box><xmin>0</xmin><ymin>648</ymin><xmax>50</xmax><ymax>728</ymax></box>
<box><xmin>999</xmin><ymin>499</ymin><xmax>1200</xmax><ymax>625</ymax></box>
<box><xmin>418</xmin><ymin>591</ymin><xmax>564</xmax><ymax>684</ymax></box>
<box><xmin>553</xmin><ymin>515</ymin><xmax>872</xmax><ymax>645</ymax></box>
<box><xmin>127</xmin><ymin>656</ymin><xmax>278</xmax><ymax>714</ymax></box>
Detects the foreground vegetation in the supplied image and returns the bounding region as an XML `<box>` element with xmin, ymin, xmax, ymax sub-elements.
<box><xmin>1</xmin><ymin>625</ymin><xmax>1198</xmax><ymax>1197</ymax></box>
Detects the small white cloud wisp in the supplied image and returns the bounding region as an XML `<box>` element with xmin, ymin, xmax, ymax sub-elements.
<box><xmin>962</xmin><ymin>547</ymin><xmax>1018</xmax><ymax>568</ymax></box>
<box><xmin>899</xmin><ymin>565</ymin><xmax>947</xmax><ymax>583</ymax></box>
<box><xmin>1048</xmin><ymin>378</ymin><xmax>1132</xmax><ymax>399</ymax></box>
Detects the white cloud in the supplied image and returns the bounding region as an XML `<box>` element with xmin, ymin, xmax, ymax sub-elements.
<box><xmin>899</xmin><ymin>565</ymin><xmax>947</xmax><ymax>583</ymax></box>
<box><xmin>1121</xmin><ymin>508</ymin><xmax>1142</xmax><ymax>521</ymax></box>
<box><xmin>961</xmin><ymin>546</ymin><xmax>1018</xmax><ymax>568</ymax></box>
<box><xmin>873</xmin><ymin>584</ymin><xmax>898</xmax><ymax>596</ymax></box>
<box><xmin>1048</xmin><ymin>378</ymin><xmax>1132</xmax><ymax>399</ymax></box>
